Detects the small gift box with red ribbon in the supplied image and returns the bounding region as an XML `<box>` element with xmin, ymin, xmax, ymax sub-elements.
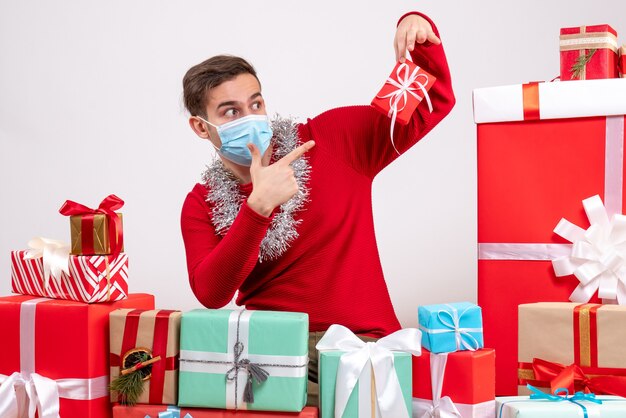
<box><xmin>518</xmin><ymin>302</ymin><xmax>626</xmax><ymax>398</ymax></box>
<box><xmin>0</xmin><ymin>293</ymin><xmax>154</xmax><ymax>418</ymax></box>
<box><xmin>10</xmin><ymin>238</ymin><xmax>129</xmax><ymax>303</ymax></box>
<box><xmin>413</xmin><ymin>348</ymin><xmax>496</xmax><ymax>418</ymax></box>
<box><xmin>59</xmin><ymin>194</ymin><xmax>125</xmax><ymax>257</ymax></box>
<box><xmin>560</xmin><ymin>24</ymin><xmax>619</xmax><ymax>81</ymax></box>
<box><xmin>110</xmin><ymin>309</ymin><xmax>182</xmax><ymax>406</ymax></box>
<box><xmin>112</xmin><ymin>404</ymin><xmax>319</xmax><ymax>417</ymax></box>
<box><xmin>473</xmin><ymin>78</ymin><xmax>626</xmax><ymax>395</ymax></box>
<box><xmin>371</xmin><ymin>59</ymin><xmax>435</xmax><ymax>154</ymax></box>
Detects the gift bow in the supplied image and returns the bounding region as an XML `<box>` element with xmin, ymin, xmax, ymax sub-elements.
<box><xmin>58</xmin><ymin>194</ymin><xmax>124</xmax><ymax>259</ymax></box>
<box><xmin>552</xmin><ymin>195</ymin><xmax>626</xmax><ymax>304</ymax></box>
<box><xmin>316</xmin><ymin>324</ymin><xmax>422</xmax><ymax>418</ymax></box>
<box><xmin>420</xmin><ymin>353</ymin><xmax>462</xmax><ymax>418</ymax></box>
<box><xmin>531</xmin><ymin>358</ymin><xmax>626</xmax><ymax>398</ymax></box>
<box><xmin>377</xmin><ymin>61</ymin><xmax>434</xmax><ymax>155</ymax></box>
<box><xmin>527</xmin><ymin>384</ymin><xmax>602</xmax><ymax>418</ymax></box>
<box><xmin>143</xmin><ymin>405</ymin><xmax>193</xmax><ymax>418</ymax></box>
<box><xmin>23</xmin><ymin>237</ymin><xmax>70</xmax><ymax>289</ymax></box>
<box><xmin>435</xmin><ymin>305</ymin><xmax>481</xmax><ymax>351</ymax></box>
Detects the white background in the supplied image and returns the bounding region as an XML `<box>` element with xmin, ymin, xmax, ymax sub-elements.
<box><xmin>1</xmin><ymin>1</ymin><xmax>624</xmax><ymax>328</ymax></box>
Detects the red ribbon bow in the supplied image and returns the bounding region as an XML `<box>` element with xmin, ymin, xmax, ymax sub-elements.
<box><xmin>532</xmin><ymin>357</ymin><xmax>626</xmax><ymax>397</ymax></box>
<box><xmin>59</xmin><ymin>194</ymin><xmax>124</xmax><ymax>260</ymax></box>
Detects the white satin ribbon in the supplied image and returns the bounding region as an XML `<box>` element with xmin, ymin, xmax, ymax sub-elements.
<box><xmin>376</xmin><ymin>61</ymin><xmax>434</xmax><ymax>155</ymax></box>
<box><xmin>419</xmin><ymin>305</ymin><xmax>482</xmax><ymax>351</ymax></box>
<box><xmin>552</xmin><ymin>195</ymin><xmax>626</xmax><ymax>304</ymax></box>
<box><xmin>23</xmin><ymin>238</ymin><xmax>70</xmax><ymax>289</ymax></box>
<box><xmin>417</xmin><ymin>353</ymin><xmax>461</xmax><ymax>418</ymax></box>
<box><xmin>316</xmin><ymin>324</ymin><xmax>422</xmax><ymax>418</ymax></box>
<box><xmin>0</xmin><ymin>298</ymin><xmax>108</xmax><ymax>418</ymax></box>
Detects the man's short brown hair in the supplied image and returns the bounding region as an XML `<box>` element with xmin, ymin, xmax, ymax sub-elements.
<box><xmin>183</xmin><ymin>55</ymin><xmax>259</xmax><ymax>118</ymax></box>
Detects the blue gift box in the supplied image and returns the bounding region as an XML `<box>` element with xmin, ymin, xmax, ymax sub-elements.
<box><xmin>418</xmin><ymin>302</ymin><xmax>484</xmax><ymax>353</ymax></box>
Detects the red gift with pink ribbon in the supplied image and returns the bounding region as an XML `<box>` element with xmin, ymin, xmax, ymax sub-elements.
<box><xmin>371</xmin><ymin>59</ymin><xmax>436</xmax><ymax>154</ymax></box>
<box><xmin>0</xmin><ymin>294</ymin><xmax>154</xmax><ymax>418</ymax></box>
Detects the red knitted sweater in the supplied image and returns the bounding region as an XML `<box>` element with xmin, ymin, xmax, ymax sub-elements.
<box><xmin>181</xmin><ymin>12</ymin><xmax>455</xmax><ymax>337</ymax></box>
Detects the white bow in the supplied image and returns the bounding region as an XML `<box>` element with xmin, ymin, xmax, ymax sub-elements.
<box><xmin>316</xmin><ymin>324</ymin><xmax>422</xmax><ymax>418</ymax></box>
<box><xmin>23</xmin><ymin>238</ymin><xmax>70</xmax><ymax>289</ymax></box>
<box><xmin>552</xmin><ymin>195</ymin><xmax>626</xmax><ymax>304</ymax></box>
<box><xmin>419</xmin><ymin>354</ymin><xmax>462</xmax><ymax>418</ymax></box>
<box><xmin>0</xmin><ymin>372</ymin><xmax>60</xmax><ymax>418</ymax></box>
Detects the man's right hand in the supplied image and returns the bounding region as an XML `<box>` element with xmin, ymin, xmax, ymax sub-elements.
<box><xmin>246</xmin><ymin>141</ymin><xmax>316</xmax><ymax>217</ymax></box>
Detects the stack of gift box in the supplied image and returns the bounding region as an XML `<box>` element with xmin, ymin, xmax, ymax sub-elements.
<box><xmin>475</xmin><ymin>23</ymin><xmax>626</xmax><ymax>417</ymax></box>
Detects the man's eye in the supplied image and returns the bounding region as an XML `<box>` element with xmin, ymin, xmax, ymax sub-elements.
<box><xmin>252</xmin><ymin>102</ymin><xmax>262</xmax><ymax>111</ymax></box>
<box><xmin>224</xmin><ymin>108</ymin><xmax>238</xmax><ymax>117</ymax></box>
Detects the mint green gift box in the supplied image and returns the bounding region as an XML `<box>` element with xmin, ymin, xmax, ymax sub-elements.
<box><xmin>178</xmin><ymin>309</ymin><xmax>309</xmax><ymax>412</ymax></box>
<box><xmin>319</xmin><ymin>351</ymin><xmax>412</xmax><ymax>418</ymax></box>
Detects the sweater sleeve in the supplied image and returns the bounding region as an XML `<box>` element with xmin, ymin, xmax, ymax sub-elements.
<box><xmin>180</xmin><ymin>184</ymin><xmax>273</xmax><ymax>308</ymax></box>
<box><xmin>304</xmin><ymin>12</ymin><xmax>455</xmax><ymax>178</ymax></box>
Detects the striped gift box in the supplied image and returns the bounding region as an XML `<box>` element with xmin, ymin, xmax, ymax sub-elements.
<box><xmin>10</xmin><ymin>250</ymin><xmax>129</xmax><ymax>303</ymax></box>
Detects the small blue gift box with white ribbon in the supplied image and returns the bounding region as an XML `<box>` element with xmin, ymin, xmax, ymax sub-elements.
<box><xmin>418</xmin><ymin>302</ymin><xmax>484</xmax><ymax>353</ymax></box>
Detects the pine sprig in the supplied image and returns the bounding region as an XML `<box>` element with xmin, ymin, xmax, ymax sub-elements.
<box><xmin>109</xmin><ymin>350</ymin><xmax>151</xmax><ymax>406</ymax></box>
<box><xmin>570</xmin><ymin>49</ymin><xmax>597</xmax><ymax>80</ymax></box>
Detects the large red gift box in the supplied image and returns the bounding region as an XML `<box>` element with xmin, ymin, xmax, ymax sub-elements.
<box><xmin>0</xmin><ymin>293</ymin><xmax>155</xmax><ymax>418</ymax></box>
<box><xmin>413</xmin><ymin>348</ymin><xmax>496</xmax><ymax>418</ymax></box>
<box><xmin>473</xmin><ymin>78</ymin><xmax>626</xmax><ymax>395</ymax></box>
<box><xmin>11</xmin><ymin>250</ymin><xmax>129</xmax><ymax>303</ymax></box>
<box><xmin>112</xmin><ymin>404</ymin><xmax>319</xmax><ymax>417</ymax></box>
<box><xmin>560</xmin><ymin>24</ymin><xmax>619</xmax><ymax>81</ymax></box>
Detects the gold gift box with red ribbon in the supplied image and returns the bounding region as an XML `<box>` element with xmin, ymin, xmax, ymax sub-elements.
<box><xmin>110</xmin><ymin>309</ymin><xmax>182</xmax><ymax>405</ymax></box>
<box><xmin>560</xmin><ymin>24</ymin><xmax>619</xmax><ymax>81</ymax></box>
<box><xmin>59</xmin><ymin>194</ymin><xmax>125</xmax><ymax>256</ymax></box>
<box><xmin>518</xmin><ymin>302</ymin><xmax>626</xmax><ymax>397</ymax></box>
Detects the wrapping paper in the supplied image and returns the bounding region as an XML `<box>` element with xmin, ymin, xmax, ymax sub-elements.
<box><xmin>412</xmin><ymin>348</ymin><xmax>496</xmax><ymax>418</ymax></box>
<box><xmin>0</xmin><ymin>293</ymin><xmax>155</xmax><ymax>418</ymax></box>
<box><xmin>11</xmin><ymin>250</ymin><xmax>128</xmax><ymax>303</ymax></box>
<box><xmin>418</xmin><ymin>302</ymin><xmax>483</xmax><ymax>353</ymax></box>
<box><xmin>473</xmin><ymin>78</ymin><xmax>626</xmax><ymax>395</ymax></box>
<box><xmin>178</xmin><ymin>309</ymin><xmax>308</xmax><ymax>412</ymax></box>
<box><xmin>620</xmin><ymin>46</ymin><xmax>625</xmax><ymax>78</ymax></box>
<box><xmin>518</xmin><ymin>302</ymin><xmax>626</xmax><ymax>395</ymax></box>
<box><xmin>112</xmin><ymin>404</ymin><xmax>319</xmax><ymax>417</ymax></box>
<box><xmin>560</xmin><ymin>24</ymin><xmax>619</xmax><ymax>81</ymax></box>
<box><xmin>496</xmin><ymin>394</ymin><xmax>626</xmax><ymax>417</ymax></box>
<box><xmin>110</xmin><ymin>309</ymin><xmax>182</xmax><ymax>405</ymax></box>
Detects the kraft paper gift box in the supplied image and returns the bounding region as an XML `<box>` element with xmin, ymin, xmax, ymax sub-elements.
<box><xmin>0</xmin><ymin>293</ymin><xmax>155</xmax><ymax>418</ymax></box>
<box><xmin>560</xmin><ymin>24</ymin><xmax>619</xmax><ymax>81</ymax></box>
<box><xmin>418</xmin><ymin>302</ymin><xmax>484</xmax><ymax>353</ymax></box>
<box><xmin>413</xmin><ymin>348</ymin><xmax>496</xmax><ymax>418</ymax></box>
<box><xmin>112</xmin><ymin>404</ymin><xmax>319</xmax><ymax>417</ymax></box>
<box><xmin>178</xmin><ymin>309</ymin><xmax>309</xmax><ymax>412</ymax></box>
<box><xmin>518</xmin><ymin>302</ymin><xmax>626</xmax><ymax>397</ymax></box>
<box><xmin>110</xmin><ymin>309</ymin><xmax>182</xmax><ymax>405</ymax></box>
<box><xmin>473</xmin><ymin>78</ymin><xmax>626</xmax><ymax>395</ymax></box>
<box><xmin>11</xmin><ymin>247</ymin><xmax>129</xmax><ymax>303</ymax></box>
<box><xmin>59</xmin><ymin>194</ymin><xmax>125</xmax><ymax>256</ymax></box>
<box><xmin>317</xmin><ymin>324</ymin><xmax>420</xmax><ymax>418</ymax></box>
<box><xmin>496</xmin><ymin>391</ymin><xmax>626</xmax><ymax>418</ymax></box>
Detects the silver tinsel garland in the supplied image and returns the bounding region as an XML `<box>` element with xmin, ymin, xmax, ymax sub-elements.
<box><xmin>201</xmin><ymin>116</ymin><xmax>311</xmax><ymax>262</ymax></box>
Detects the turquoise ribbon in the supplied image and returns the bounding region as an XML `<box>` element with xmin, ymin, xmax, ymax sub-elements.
<box><xmin>523</xmin><ymin>384</ymin><xmax>601</xmax><ymax>418</ymax></box>
<box><xmin>143</xmin><ymin>405</ymin><xmax>193</xmax><ymax>418</ymax></box>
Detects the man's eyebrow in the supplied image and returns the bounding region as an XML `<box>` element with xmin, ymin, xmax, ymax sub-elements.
<box><xmin>216</xmin><ymin>100</ymin><xmax>240</xmax><ymax>110</ymax></box>
<box><xmin>250</xmin><ymin>92</ymin><xmax>262</xmax><ymax>101</ymax></box>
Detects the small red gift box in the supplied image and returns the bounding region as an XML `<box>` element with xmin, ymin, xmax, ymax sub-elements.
<box><xmin>620</xmin><ymin>45</ymin><xmax>626</xmax><ymax>78</ymax></box>
<box><xmin>112</xmin><ymin>404</ymin><xmax>319</xmax><ymax>417</ymax></box>
<box><xmin>473</xmin><ymin>79</ymin><xmax>626</xmax><ymax>395</ymax></box>
<box><xmin>0</xmin><ymin>293</ymin><xmax>155</xmax><ymax>418</ymax></box>
<box><xmin>110</xmin><ymin>309</ymin><xmax>182</xmax><ymax>405</ymax></box>
<box><xmin>11</xmin><ymin>249</ymin><xmax>129</xmax><ymax>303</ymax></box>
<box><xmin>413</xmin><ymin>348</ymin><xmax>496</xmax><ymax>418</ymax></box>
<box><xmin>371</xmin><ymin>60</ymin><xmax>436</xmax><ymax>128</ymax></box>
<box><xmin>560</xmin><ymin>24</ymin><xmax>619</xmax><ymax>80</ymax></box>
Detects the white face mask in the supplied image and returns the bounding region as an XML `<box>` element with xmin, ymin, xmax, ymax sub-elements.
<box><xmin>198</xmin><ymin>114</ymin><xmax>273</xmax><ymax>166</ymax></box>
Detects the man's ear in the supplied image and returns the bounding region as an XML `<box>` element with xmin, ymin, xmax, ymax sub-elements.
<box><xmin>189</xmin><ymin>116</ymin><xmax>211</xmax><ymax>140</ymax></box>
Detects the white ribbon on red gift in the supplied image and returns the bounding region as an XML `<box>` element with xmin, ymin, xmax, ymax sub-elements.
<box><xmin>414</xmin><ymin>353</ymin><xmax>462</xmax><ymax>418</ymax></box>
<box><xmin>478</xmin><ymin>115</ymin><xmax>626</xmax><ymax>305</ymax></box>
<box><xmin>376</xmin><ymin>61</ymin><xmax>434</xmax><ymax>155</ymax></box>
<box><xmin>316</xmin><ymin>324</ymin><xmax>421</xmax><ymax>418</ymax></box>
<box><xmin>0</xmin><ymin>298</ymin><xmax>109</xmax><ymax>418</ymax></box>
<box><xmin>552</xmin><ymin>195</ymin><xmax>626</xmax><ymax>304</ymax></box>
<box><xmin>23</xmin><ymin>238</ymin><xmax>70</xmax><ymax>289</ymax></box>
